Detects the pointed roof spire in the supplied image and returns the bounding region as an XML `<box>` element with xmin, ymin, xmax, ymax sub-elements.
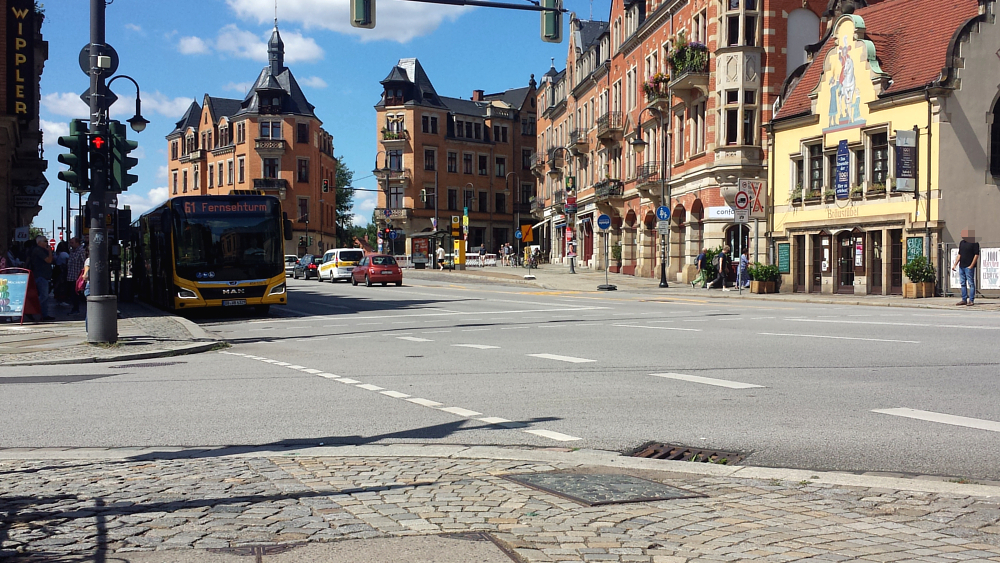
<box><xmin>268</xmin><ymin>7</ymin><xmax>284</xmax><ymax>74</ymax></box>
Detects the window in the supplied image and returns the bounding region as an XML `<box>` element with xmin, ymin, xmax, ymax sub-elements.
<box><xmin>388</xmin><ymin>150</ymin><xmax>403</xmax><ymax>171</ymax></box>
<box><xmin>693</xmin><ymin>102</ymin><xmax>706</xmax><ymax>153</ymax></box>
<box><xmin>727</xmin><ymin>15</ymin><xmax>740</xmax><ymax>45</ymax></box>
<box><xmin>493</xmin><ymin>125</ymin><xmax>500</xmax><ymax>143</ymax></box>
<box><xmin>478</xmin><ymin>155</ymin><xmax>488</xmax><ymax>175</ymax></box>
<box><xmin>423</xmin><ymin>186</ymin><xmax>435</xmax><ymax>209</ymax></box>
<box><xmin>792</xmin><ymin>158</ymin><xmax>804</xmax><ymax>195</ymax></box>
<box><xmin>424</xmin><ymin>148</ymin><xmax>436</xmax><ymax>171</ymax></box>
<box><xmin>726</xmin><ymin>0</ymin><xmax>757</xmax><ymax>46</ymax></box>
<box><xmin>448</xmin><ymin>189</ymin><xmax>458</xmax><ymax>210</ymax></box>
<box><xmin>260</xmin><ymin>121</ymin><xmax>281</xmax><ymax>139</ymax></box>
<box><xmin>264</xmin><ymin>158</ymin><xmax>279</xmax><ymax>179</ymax></box>
<box><xmin>430</xmin><ymin>116</ymin><xmax>438</xmax><ymax>134</ymax></box>
<box><xmin>218</xmin><ymin>162</ymin><xmax>224</xmax><ymax>187</ymax></box>
<box><xmin>422</xmin><ymin>115</ymin><xmax>429</xmax><ymax>133</ymax></box>
<box><xmin>465</xmin><ymin>122</ymin><xmax>473</xmax><ymax>138</ymax></box>
<box><xmin>463</xmin><ymin>153</ymin><xmax>473</xmax><ymax>174</ymax></box>
<box><xmin>522</xmin><ymin>149</ymin><xmax>532</xmax><ymax>170</ymax></box>
<box><xmin>478</xmin><ymin>191</ymin><xmax>488</xmax><ymax>213</ymax></box>
<box><xmin>474</xmin><ymin>123</ymin><xmax>482</xmax><ymax>140</ymax></box>
<box><xmin>495</xmin><ymin>193</ymin><xmax>506</xmax><ymax>214</ymax></box>
<box><xmin>236</xmin><ymin>122</ymin><xmax>246</xmax><ymax>144</ymax></box>
<box><xmin>227</xmin><ymin>159</ymin><xmax>234</xmax><ymax>185</ymax></box>
<box><xmin>298</xmin><ymin>197</ymin><xmax>309</xmax><ymax>221</ymax></box>
<box><xmin>238</xmin><ymin>156</ymin><xmax>245</xmax><ymax>184</ymax></box>
<box><xmin>464</xmin><ymin>189</ymin><xmax>474</xmax><ymax>209</ymax></box>
<box><xmin>854</xmin><ymin>149</ymin><xmax>865</xmax><ymax>187</ymax></box>
<box><xmin>456</xmin><ymin>119</ymin><xmax>464</xmax><ymax>138</ymax></box>
<box><xmin>826</xmin><ymin>153</ymin><xmax>837</xmax><ymax>190</ymax></box>
<box><xmin>992</xmin><ymin>99</ymin><xmax>1000</xmax><ymax>177</ymax></box>
<box><xmin>521</xmin><ymin>183</ymin><xmax>533</xmax><ymax>204</ymax></box>
<box><xmin>208</xmin><ymin>164</ymin><xmax>214</xmax><ymax>188</ymax></box>
<box><xmin>297</xmin><ymin>158</ymin><xmax>309</xmax><ymax>183</ymax></box>
<box><xmin>171</xmin><ymin>141</ymin><xmax>178</xmax><ymax>160</ymax></box>
<box><xmin>495</xmin><ymin>157</ymin><xmax>506</xmax><ymax>177</ymax></box>
<box><xmin>725</xmin><ymin>91</ymin><xmax>739</xmax><ymax>145</ymax></box>
<box><xmin>389</xmin><ymin>187</ymin><xmax>404</xmax><ymax>209</ymax></box>
<box><xmin>297</xmin><ymin>123</ymin><xmax>309</xmax><ymax>144</ymax></box>
<box><xmin>219</xmin><ymin>126</ymin><xmax>229</xmax><ymax>147</ymax></box>
<box><xmin>871</xmin><ymin>133</ymin><xmax>889</xmax><ymax>185</ymax></box>
<box><xmin>693</xmin><ymin>10</ymin><xmax>707</xmax><ymax>43</ymax></box>
<box><xmin>675</xmin><ymin>110</ymin><xmax>686</xmax><ymax>161</ymax></box>
<box><xmin>182</xmin><ymin>170</ymin><xmax>188</xmax><ymax>193</ymax></box>
<box><xmin>742</xmin><ymin>94</ymin><xmax>757</xmax><ymax>146</ymax></box>
<box><xmin>447</xmin><ymin>151</ymin><xmax>457</xmax><ymax>173</ymax></box>
<box><xmin>808</xmin><ymin>144</ymin><xmax>823</xmax><ymax>195</ymax></box>
<box><xmin>172</xmin><ymin>171</ymin><xmax>178</xmax><ymax>194</ymax></box>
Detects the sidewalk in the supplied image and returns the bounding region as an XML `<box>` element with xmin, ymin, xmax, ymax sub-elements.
<box><xmin>0</xmin><ymin>300</ymin><xmax>223</xmax><ymax>366</ymax></box>
<box><xmin>2</xmin><ymin>445</ymin><xmax>999</xmax><ymax>562</ymax></box>
<box><xmin>406</xmin><ymin>264</ymin><xmax>1000</xmax><ymax>311</ymax></box>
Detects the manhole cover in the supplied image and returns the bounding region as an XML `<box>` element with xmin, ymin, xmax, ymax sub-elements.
<box><xmin>110</xmin><ymin>361</ymin><xmax>185</xmax><ymax>369</ymax></box>
<box><xmin>504</xmin><ymin>472</ymin><xmax>702</xmax><ymax>506</ymax></box>
<box><xmin>630</xmin><ymin>442</ymin><xmax>745</xmax><ymax>465</ymax></box>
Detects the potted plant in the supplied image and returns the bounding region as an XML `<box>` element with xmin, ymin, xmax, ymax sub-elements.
<box><xmin>610</xmin><ymin>243</ymin><xmax>622</xmax><ymax>273</ymax></box>
<box><xmin>667</xmin><ymin>32</ymin><xmax>710</xmax><ymax>77</ymax></box>
<box><xmin>790</xmin><ymin>184</ymin><xmax>803</xmax><ymax>204</ymax></box>
<box><xmin>902</xmin><ymin>255</ymin><xmax>936</xmax><ymax>298</ymax></box>
<box><xmin>643</xmin><ymin>72</ymin><xmax>668</xmax><ymax>101</ymax></box>
<box><xmin>748</xmin><ymin>263</ymin><xmax>780</xmax><ymax>293</ymax></box>
<box><xmin>850</xmin><ymin>185</ymin><xmax>863</xmax><ymax>200</ymax></box>
<box><xmin>823</xmin><ymin>188</ymin><xmax>836</xmax><ymax>202</ymax></box>
<box><xmin>868</xmin><ymin>180</ymin><xmax>886</xmax><ymax>196</ymax></box>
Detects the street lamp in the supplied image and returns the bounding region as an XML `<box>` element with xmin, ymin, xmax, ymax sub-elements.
<box><xmin>373</xmin><ymin>150</ymin><xmax>390</xmax><ymax>253</ymax></box>
<box><xmin>548</xmin><ymin>146</ymin><xmax>576</xmax><ymax>274</ymax></box>
<box><xmin>108</xmin><ymin>75</ymin><xmax>149</xmax><ymax>132</ymax></box>
<box><xmin>505</xmin><ymin>171</ymin><xmax>518</xmax><ymax>261</ymax></box>
<box><xmin>630</xmin><ymin>106</ymin><xmax>669</xmax><ymax>288</ymax></box>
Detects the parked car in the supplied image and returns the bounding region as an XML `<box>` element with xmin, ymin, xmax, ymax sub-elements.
<box><xmin>285</xmin><ymin>255</ymin><xmax>298</xmax><ymax>277</ymax></box>
<box><xmin>292</xmin><ymin>254</ymin><xmax>322</xmax><ymax>280</ymax></box>
<box><xmin>351</xmin><ymin>254</ymin><xmax>403</xmax><ymax>287</ymax></box>
<box><xmin>319</xmin><ymin>248</ymin><xmax>366</xmax><ymax>282</ymax></box>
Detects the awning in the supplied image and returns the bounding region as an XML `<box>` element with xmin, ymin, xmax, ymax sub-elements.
<box><xmin>531</xmin><ymin>220</ymin><xmax>547</xmax><ymax>229</ymax></box>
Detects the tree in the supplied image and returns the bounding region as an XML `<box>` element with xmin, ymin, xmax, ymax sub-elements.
<box><xmin>334</xmin><ymin>156</ymin><xmax>355</xmax><ymax>247</ymax></box>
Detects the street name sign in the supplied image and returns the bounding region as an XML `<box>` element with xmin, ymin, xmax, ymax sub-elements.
<box><xmin>597</xmin><ymin>214</ymin><xmax>612</xmax><ymax>230</ymax></box>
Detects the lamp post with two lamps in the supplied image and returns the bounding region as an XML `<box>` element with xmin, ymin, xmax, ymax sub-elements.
<box><xmin>629</xmin><ymin>106</ymin><xmax>669</xmax><ymax>288</ymax></box>
<box><xmin>504</xmin><ymin>171</ymin><xmax>519</xmax><ymax>262</ymax></box>
<box><xmin>547</xmin><ymin>146</ymin><xmax>576</xmax><ymax>274</ymax></box>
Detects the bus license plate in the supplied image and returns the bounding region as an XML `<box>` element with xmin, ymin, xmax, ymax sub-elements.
<box><xmin>222</xmin><ymin>299</ymin><xmax>247</xmax><ymax>306</ymax></box>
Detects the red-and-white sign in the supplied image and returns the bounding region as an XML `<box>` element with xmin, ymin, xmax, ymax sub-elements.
<box><xmin>734</xmin><ymin>191</ymin><xmax>750</xmax><ymax>210</ymax></box>
<box><xmin>739</xmin><ymin>179</ymin><xmax>768</xmax><ymax>219</ymax></box>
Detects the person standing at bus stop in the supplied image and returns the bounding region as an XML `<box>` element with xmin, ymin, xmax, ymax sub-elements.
<box><xmin>66</xmin><ymin>237</ymin><xmax>86</xmax><ymax>315</ymax></box>
<box><xmin>952</xmin><ymin>229</ymin><xmax>980</xmax><ymax>306</ymax></box>
<box><xmin>28</xmin><ymin>235</ymin><xmax>55</xmax><ymax>322</ymax></box>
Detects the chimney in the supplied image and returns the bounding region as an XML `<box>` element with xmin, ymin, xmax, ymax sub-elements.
<box><xmin>472</xmin><ymin>89</ymin><xmax>485</xmax><ymax>101</ymax></box>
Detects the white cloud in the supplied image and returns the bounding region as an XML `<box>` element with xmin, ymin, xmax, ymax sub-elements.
<box><xmin>40</xmin><ymin>120</ymin><xmax>68</xmax><ymax>146</ymax></box>
<box><xmin>224</xmin><ymin>81</ymin><xmax>254</xmax><ymax>93</ymax></box>
<box><xmin>178</xmin><ymin>36</ymin><xmax>211</xmax><ymax>55</ymax></box>
<box><xmin>120</xmin><ymin>187</ymin><xmax>169</xmax><ymax>216</ymax></box>
<box><xmin>41</xmin><ymin>92</ymin><xmax>88</xmax><ymax>117</ymax></box>
<box><xmin>157</xmin><ymin>165</ymin><xmax>169</xmax><ymax>180</ymax></box>
<box><xmin>227</xmin><ymin>0</ymin><xmax>468</xmax><ymax>43</ymax></box>
<box><xmin>125</xmin><ymin>23</ymin><xmax>144</xmax><ymax>34</ymax></box>
<box><xmin>299</xmin><ymin>76</ymin><xmax>327</xmax><ymax>89</ymax></box>
<box><xmin>351</xmin><ymin>190</ymin><xmax>378</xmax><ymax>225</ymax></box>
<box><xmin>107</xmin><ymin>92</ymin><xmax>194</xmax><ymax>119</ymax></box>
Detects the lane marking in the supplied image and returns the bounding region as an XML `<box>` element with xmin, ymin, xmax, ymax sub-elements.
<box><xmin>873</xmin><ymin>408</ymin><xmax>1000</xmax><ymax>433</ymax></box>
<box><xmin>300</xmin><ymin>368</ymin><xmax>322</xmax><ymax>374</ymax></box>
<box><xmin>398</xmin><ymin>336</ymin><xmax>433</xmax><ymax>342</ymax></box>
<box><xmin>453</xmin><ymin>344</ymin><xmax>501</xmax><ymax>350</ymax></box>
<box><xmin>357</xmin><ymin>384</ymin><xmax>385</xmax><ymax>391</ymax></box>
<box><xmin>407</xmin><ymin>398</ymin><xmax>443</xmax><ymax>407</ymax></box>
<box><xmin>785</xmin><ymin>318</ymin><xmax>1000</xmax><ymax>331</ymax></box>
<box><xmin>339</xmin><ymin>335</ymin><xmax>371</xmax><ymax>339</ymax></box>
<box><xmin>273</xmin><ymin>362</ymin><xmax>291</xmax><ymax>366</ymax></box>
<box><xmin>461</xmin><ymin>328</ymin><xmax>491</xmax><ymax>332</ymax></box>
<box><xmin>527</xmin><ymin>353</ymin><xmax>596</xmax><ymax>363</ymax></box>
<box><xmin>524</xmin><ymin>429</ymin><xmax>581</xmax><ymax>442</ymax></box>
<box><xmin>424</xmin><ymin>330</ymin><xmax>452</xmax><ymax>334</ymax></box>
<box><xmin>478</xmin><ymin>416</ymin><xmax>512</xmax><ymax>425</ymax></box>
<box><xmin>500</xmin><ymin>327</ymin><xmax>530</xmax><ymax>330</ymax></box>
<box><xmin>286</xmin><ymin>365</ymin><xmax>306</xmax><ymax>370</ymax></box>
<box><xmin>651</xmin><ymin>372</ymin><xmax>764</xmax><ymax>389</ymax></box>
<box><xmin>336</xmin><ymin>378</ymin><xmax>360</xmax><ymax>384</ymax></box>
<box><xmin>614</xmin><ymin>324</ymin><xmax>701</xmax><ymax>332</ymax></box>
<box><xmin>759</xmin><ymin>332</ymin><xmax>919</xmax><ymax>344</ymax></box>
<box><xmin>381</xmin><ymin>390</ymin><xmax>410</xmax><ymax>399</ymax></box>
<box><xmin>317</xmin><ymin>373</ymin><xmax>339</xmax><ymax>379</ymax></box>
<box><xmin>439</xmin><ymin>407</ymin><xmax>482</xmax><ymax>417</ymax></box>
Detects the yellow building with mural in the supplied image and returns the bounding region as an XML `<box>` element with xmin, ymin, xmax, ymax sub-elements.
<box><xmin>767</xmin><ymin>0</ymin><xmax>983</xmax><ymax>295</ymax></box>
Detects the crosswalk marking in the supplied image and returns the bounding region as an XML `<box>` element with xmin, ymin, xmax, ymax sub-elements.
<box><xmin>524</xmin><ymin>429</ymin><xmax>581</xmax><ymax>442</ymax></box>
<box><xmin>528</xmin><ymin>353</ymin><xmax>595</xmax><ymax>363</ymax></box>
<box><xmin>407</xmin><ymin>398</ymin><xmax>443</xmax><ymax>407</ymax></box>
<box><xmin>651</xmin><ymin>372</ymin><xmax>764</xmax><ymax>389</ymax></box>
<box><xmin>873</xmin><ymin>408</ymin><xmax>1000</xmax><ymax>433</ymax></box>
<box><xmin>439</xmin><ymin>407</ymin><xmax>482</xmax><ymax>417</ymax></box>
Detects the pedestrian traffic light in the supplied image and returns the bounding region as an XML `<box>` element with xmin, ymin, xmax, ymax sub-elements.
<box><xmin>541</xmin><ymin>0</ymin><xmax>563</xmax><ymax>43</ymax></box>
<box><xmin>57</xmin><ymin>119</ymin><xmax>90</xmax><ymax>192</ymax></box>
<box><xmin>109</xmin><ymin>120</ymin><xmax>139</xmax><ymax>194</ymax></box>
<box><xmin>89</xmin><ymin>132</ymin><xmax>110</xmax><ymax>189</ymax></box>
<box><xmin>350</xmin><ymin>0</ymin><xmax>375</xmax><ymax>29</ymax></box>
<box><xmin>322</xmin><ymin>179</ymin><xmax>329</xmax><ymax>193</ymax></box>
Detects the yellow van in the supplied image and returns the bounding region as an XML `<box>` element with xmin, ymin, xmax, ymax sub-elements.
<box><xmin>319</xmin><ymin>248</ymin><xmax>366</xmax><ymax>282</ymax></box>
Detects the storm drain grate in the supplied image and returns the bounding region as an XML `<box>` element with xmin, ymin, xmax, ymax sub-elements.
<box><xmin>503</xmin><ymin>472</ymin><xmax>702</xmax><ymax>506</ymax></box>
<box><xmin>629</xmin><ymin>443</ymin><xmax>746</xmax><ymax>465</ymax></box>
<box><xmin>110</xmin><ymin>361</ymin><xmax>186</xmax><ymax>369</ymax></box>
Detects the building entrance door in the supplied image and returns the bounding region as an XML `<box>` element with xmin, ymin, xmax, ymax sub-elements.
<box><xmin>794</xmin><ymin>235</ymin><xmax>805</xmax><ymax>292</ymax></box>
<box><xmin>890</xmin><ymin>229</ymin><xmax>903</xmax><ymax>294</ymax></box>
<box><xmin>870</xmin><ymin>231</ymin><xmax>883</xmax><ymax>295</ymax></box>
<box><xmin>837</xmin><ymin>232</ymin><xmax>855</xmax><ymax>294</ymax></box>
<box><xmin>812</xmin><ymin>234</ymin><xmax>826</xmax><ymax>292</ymax></box>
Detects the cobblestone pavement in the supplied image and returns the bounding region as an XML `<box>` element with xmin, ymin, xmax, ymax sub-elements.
<box><xmin>0</xmin><ymin>302</ymin><xmax>221</xmax><ymax>366</ymax></box>
<box><xmin>2</xmin><ymin>447</ymin><xmax>999</xmax><ymax>562</ymax></box>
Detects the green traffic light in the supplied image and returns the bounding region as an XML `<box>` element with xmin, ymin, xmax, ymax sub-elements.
<box><xmin>56</xmin><ymin>119</ymin><xmax>90</xmax><ymax>192</ymax></box>
<box><xmin>110</xmin><ymin>120</ymin><xmax>140</xmax><ymax>193</ymax></box>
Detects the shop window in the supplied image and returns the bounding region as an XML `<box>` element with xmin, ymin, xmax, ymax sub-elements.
<box><xmin>854</xmin><ymin>149</ymin><xmax>865</xmax><ymax>187</ymax></box>
<box><xmin>808</xmin><ymin>144</ymin><xmax>822</xmax><ymax>196</ymax></box>
<box><xmin>871</xmin><ymin>133</ymin><xmax>889</xmax><ymax>185</ymax></box>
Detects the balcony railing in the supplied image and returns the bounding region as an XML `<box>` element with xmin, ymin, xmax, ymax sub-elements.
<box><xmin>253</xmin><ymin>178</ymin><xmax>290</xmax><ymax>195</ymax></box>
<box><xmin>375</xmin><ymin>208</ymin><xmax>412</xmax><ymax>220</ymax></box>
<box><xmin>254</xmin><ymin>138</ymin><xmax>287</xmax><ymax>153</ymax></box>
<box><xmin>553</xmin><ymin>190</ymin><xmax>566</xmax><ymax>206</ymax></box>
<box><xmin>596</xmin><ymin>112</ymin><xmax>623</xmax><ymax>141</ymax></box>
<box><xmin>376</xmin><ymin>168</ymin><xmax>411</xmax><ymax>183</ymax></box>
<box><xmin>529</xmin><ymin>151</ymin><xmax>546</xmax><ymax>170</ymax></box>
<box><xmin>569</xmin><ymin>129</ymin><xmax>589</xmax><ymax>153</ymax></box>
<box><xmin>594</xmin><ymin>179</ymin><xmax>624</xmax><ymax>202</ymax></box>
<box><xmin>178</xmin><ymin>149</ymin><xmax>204</xmax><ymax>163</ymax></box>
<box><xmin>530</xmin><ymin>197</ymin><xmax>545</xmax><ymax>215</ymax></box>
<box><xmin>381</xmin><ymin>129</ymin><xmax>409</xmax><ymax>145</ymax></box>
<box><xmin>636</xmin><ymin>162</ymin><xmax>662</xmax><ymax>186</ymax></box>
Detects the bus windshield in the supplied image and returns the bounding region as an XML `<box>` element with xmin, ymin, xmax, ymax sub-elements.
<box><xmin>172</xmin><ymin>199</ymin><xmax>283</xmax><ymax>282</ymax></box>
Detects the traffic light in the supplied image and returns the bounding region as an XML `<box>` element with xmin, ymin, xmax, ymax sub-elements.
<box><xmin>322</xmin><ymin>179</ymin><xmax>329</xmax><ymax>193</ymax></box>
<box><xmin>541</xmin><ymin>0</ymin><xmax>562</xmax><ymax>43</ymax></box>
<box><xmin>57</xmin><ymin>119</ymin><xmax>90</xmax><ymax>192</ymax></box>
<box><xmin>420</xmin><ymin>189</ymin><xmax>427</xmax><ymax>202</ymax></box>
<box><xmin>350</xmin><ymin>0</ymin><xmax>375</xmax><ymax>29</ymax></box>
<box><xmin>109</xmin><ymin>120</ymin><xmax>139</xmax><ymax>193</ymax></box>
<box><xmin>89</xmin><ymin>132</ymin><xmax>110</xmax><ymax>190</ymax></box>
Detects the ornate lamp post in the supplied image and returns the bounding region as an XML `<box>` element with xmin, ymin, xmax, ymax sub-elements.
<box><xmin>547</xmin><ymin>146</ymin><xmax>576</xmax><ymax>274</ymax></box>
<box><xmin>630</xmin><ymin>107</ymin><xmax>669</xmax><ymax>288</ymax></box>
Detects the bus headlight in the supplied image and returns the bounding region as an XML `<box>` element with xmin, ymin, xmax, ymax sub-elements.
<box><xmin>177</xmin><ymin>287</ymin><xmax>198</xmax><ymax>299</ymax></box>
<box><xmin>268</xmin><ymin>283</ymin><xmax>286</xmax><ymax>295</ymax></box>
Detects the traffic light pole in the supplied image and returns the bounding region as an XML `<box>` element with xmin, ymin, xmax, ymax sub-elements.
<box><xmin>87</xmin><ymin>0</ymin><xmax>116</xmax><ymax>343</ymax></box>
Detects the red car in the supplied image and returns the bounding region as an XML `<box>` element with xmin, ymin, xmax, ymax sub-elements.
<box><xmin>351</xmin><ymin>254</ymin><xmax>403</xmax><ymax>286</ymax></box>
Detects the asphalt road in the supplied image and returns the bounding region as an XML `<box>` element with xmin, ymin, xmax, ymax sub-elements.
<box><xmin>3</xmin><ymin>276</ymin><xmax>999</xmax><ymax>480</ymax></box>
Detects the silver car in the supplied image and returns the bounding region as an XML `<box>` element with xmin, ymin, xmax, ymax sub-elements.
<box><xmin>285</xmin><ymin>255</ymin><xmax>298</xmax><ymax>277</ymax></box>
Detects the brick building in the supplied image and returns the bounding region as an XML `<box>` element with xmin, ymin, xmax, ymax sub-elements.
<box><xmin>0</xmin><ymin>0</ymin><xmax>47</xmax><ymax>245</ymax></box>
<box><xmin>534</xmin><ymin>0</ymin><xmax>829</xmax><ymax>280</ymax></box>
<box><xmin>166</xmin><ymin>24</ymin><xmax>337</xmax><ymax>256</ymax></box>
<box><xmin>373</xmin><ymin>58</ymin><xmax>537</xmax><ymax>256</ymax></box>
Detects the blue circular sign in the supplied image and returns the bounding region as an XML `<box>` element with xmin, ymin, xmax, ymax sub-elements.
<box><xmin>388</xmin><ymin>230</ymin><xmax>398</xmax><ymax>240</ymax></box>
<box><xmin>515</xmin><ymin>230</ymin><xmax>523</xmax><ymax>239</ymax></box>
<box><xmin>655</xmin><ymin>206</ymin><xmax>671</xmax><ymax>221</ymax></box>
<box><xmin>596</xmin><ymin>214</ymin><xmax>612</xmax><ymax>230</ymax></box>
<box><xmin>383</xmin><ymin>208</ymin><xmax>393</xmax><ymax>218</ymax></box>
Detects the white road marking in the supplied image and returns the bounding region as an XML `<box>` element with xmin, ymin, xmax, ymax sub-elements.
<box><xmin>407</xmin><ymin>398</ymin><xmax>443</xmax><ymax>407</ymax></box>
<box><xmin>339</xmin><ymin>335</ymin><xmax>371</xmax><ymax>339</ymax></box>
<box><xmin>286</xmin><ymin>365</ymin><xmax>306</xmax><ymax>370</ymax></box>
<box><xmin>273</xmin><ymin>362</ymin><xmax>291</xmax><ymax>366</ymax></box>
<box><xmin>785</xmin><ymin>318</ymin><xmax>1000</xmax><ymax>330</ymax></box>
<box><xmin>439</xmin><ymin>407</ymin><xmax>482</xmax><ymax>417</ymax></box>
<box><xmin>524</xmin><ymin>429</ymin><xmax>581</xmax><ymax>442</ymax></box>
<box><xmin>614</xmin><ymin>324</ymin><xmax>701</xmax><ymax>332</ymax></box>
<box><xmin>759</xmin><ymin>332</ymin><xmax>919</xmax><ymax>344</ymax></box>
<box><xmin>651</xmin><ymin>372</ymin><xmax>764</xmax><ymax>389</ymax></box>
<box><xmin>357</xmin><ymin>384</ymin><xmax>384</xmax><ymax>391</ymax></box>
<box><xmin>424</xmin><ymin>330</ymin><xmax>452</xmax><ymax>334</ymax></box>
<box><xmin>873</xmin><ymin>408</ymin><xmax>1000</xmax><ymax>433</ymax></box>
<box><xmin>453</xmin><ymin>344</ymin><xmax>500</xmax><ymax>350</ymax></box>
<box><xmin>528</xmin><ymin>353</ymin><xmax>596</xmax><ymax>363</ymax></box>
<box><xmin>500</xmin><ymin>327</ymin><xmax>530</xmax><ymax>330</ymax></box>
<box><xmin>478</xmin><ymin>417</ymin><xmax>512</xmax><ymax>425</ymax></box>
<box><xmin>250</xmin><ymin>306</ymin><xmax>610</xmax><ymax>325</ymax></box>
<box><xmin>324</xmin><ymin>324</ymin><xmax>347</xmax><ymax>327</ymax></box>
<box><xmin>398</xmin><ymin>336</ymin><xmax>433</xmax><ymax>342</ymax></box>
<box><xmin>317</xmin><ymin>373</ymin><xmax>339</xmax><ymax>379</ymax></box>
<box><xmin>461</xmin><ymin>328</ymin><xmax>491</xmax><ymax>332</ymax></box>
<box><xmin>336</xmin><ymin>378</ymin><xmax>360</xmax><ymax>384</ymax></box>
<box><xmin>750</xmin><ymin>317</ymin><xmax>776</xmax><ymax>320</ymax></box>
<box><xmin>301</xmin><ymin>368</ymin><xmax>322</xmax><ymax>374</ymax></box>
<box><xmin>381</xmin><ymin>391</ymin><xmax>410</xmax><ymax>399</ymax></box>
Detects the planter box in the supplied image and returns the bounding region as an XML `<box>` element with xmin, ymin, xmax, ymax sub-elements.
<box><xmin>750</xmin><ymin>281</ymin><xmax>775</xmax><ymax>294</ymax></box>
<box><xmin>903</xmin><ymin>282</ymin><xmax>935</xmax><ymax>298</ymax></box>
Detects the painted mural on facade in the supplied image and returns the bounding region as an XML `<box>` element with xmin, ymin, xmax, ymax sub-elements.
<box><xmin>819</xmin><ymin>16</ymin><xmax>878</xmax><ymax>133</ymax></box>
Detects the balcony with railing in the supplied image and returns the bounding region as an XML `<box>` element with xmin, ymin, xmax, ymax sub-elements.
<box><xmin>254</xmin><ymin>138</ymin><xmax>287</xmax><ymax>155</ymax></box>
<box><xmin>380</xmin><ymin>129</ymin><xmax>410</xmax><ymax>147</ymax></box>
<box><xmin>553</xmin><ymin>189</ymin><xmax>566</xmax><ymax>209</ymax></box>
<box><xmin>375</xmin><ymin>208</ymin><xmax>413</xmax><ymax>220</ymax></box>
<box><xmin>596</xmin><ymin>112</ymin><xmax>623</xmax><ymax>144</ymax></box>
<box><xmin>529</xmin><ymin>151</ymin><xmax>546</xmax><ymax>176</ymax></box>
<box><xmin>530</xmin><ymin>197</ymin><xmax>545</xmax><ymax>217</ymax></box>
<box><xmin>667</xmin><ymin>42</ymin><xmax>710</xmax><ymax>100</ymax></box>
<box><xmin>178</xmin><ymin>149</ymin><xmax>205</xmax><ymax>163</ymax></box>
<box><xmin>376</xmin><ymin>167</ymin><xmax>411</xmax><ymax>184</ymax></box>
<box><xmin>635</xmin><ymin>162</ymin><xmax>663</xmax><ymax>200</ymax></box>
<box><xmin>569</xmin><ymin>129</ymin><xmax>589</xmax><ymax>154</ymax></box>
<box><xmin>594</xmin><ymin>178</ymin><xmax>625</xmax><ymax>202</ymax></box>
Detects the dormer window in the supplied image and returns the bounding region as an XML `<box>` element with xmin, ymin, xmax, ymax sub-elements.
<box><xmin>260</xmin><ymin>94</ymin><xmax>282</xmax><ymax>115</ymax></box>
<box><xmin>385</xmin><ymin>88</ymin><xmax>404</xmax><ymax>105</ymax></box>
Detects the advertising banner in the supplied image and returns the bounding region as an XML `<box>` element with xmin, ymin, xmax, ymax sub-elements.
<box><xmin>835</xmin><ymin>140</ymin><xmax>850</xmax><ymax>199</ymax></box>
<box><xmin>949</xmin><ymin>248</ymin><xmax>961</xmax><ymax>289</ymax></box>
<box><xmin>980</xmin><ymin>247</ymin><xmax>1000</xmax><ymax>290</ymax></box>
<box><xmin>411</xmin><ymin>238</ymin><xmax>429</xmax><ymax>264</ymax></box>
<box><xmin>0</xmin><ymin>273</ymin><xmax>30</xmax><ymax>318</ymax></box>
<box><xmin>895</xmin><ymin>130</ymin><xmax>917</xmax><ymax>192</ymax></box>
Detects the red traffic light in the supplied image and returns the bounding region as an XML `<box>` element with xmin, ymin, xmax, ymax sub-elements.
<box><xmin>90</xmin><ymin>135</ymin><xmax>107</xmax><ymax>150</ymax></box>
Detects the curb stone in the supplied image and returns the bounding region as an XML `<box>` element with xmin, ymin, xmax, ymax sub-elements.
<box><xmin>1</xmin><ymin>341</ymin><xmax>224</xmax><ymax>367</ymax></box>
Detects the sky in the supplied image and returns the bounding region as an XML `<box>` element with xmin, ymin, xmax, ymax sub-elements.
<box><xmin>34</xmin><ymin>0</ymin><xmax>612</xmax><ymax>238</ymax></box>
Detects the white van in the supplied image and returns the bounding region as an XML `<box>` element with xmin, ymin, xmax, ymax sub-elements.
<box><xmin>319</xmin><ymin>248</ymin><xmax>366</xmax><ymax>282</ymax></box>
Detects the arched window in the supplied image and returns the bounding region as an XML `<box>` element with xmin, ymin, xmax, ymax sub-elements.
<box><xmin>991</xmin><ymin>98</ymin><xmax>1000</xmax><ymax>177</ymax></box>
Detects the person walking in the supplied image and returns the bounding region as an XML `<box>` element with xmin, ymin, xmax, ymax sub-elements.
<box><xmin>710</xmin><ymin>245</ymin><xmax>731</xmax><ymax>290</ymax></box>
<box><xmin>738</xmin><ymin>248</ymin><xmax>750</xmax><ymax>289</ymax></box>
<box><xmin>691</xmin><ymin>248</ymin><xmax>708</xmax><ymax>288</ymax></box>
<box><xmin>66</xmin><ymin>237</ymin><xmax>86</xmax><ymax>315</ymax></box>
<box><xmin>952</xmin><ymin>229</ymin><xmax>980</xmax><ymax>306</ymax></box>
<box><xmin>53</xmin><ymin>241</ymin><xmax>70</xmax><ymax>304</ymax></box>
<box><xmin>436</xmin><ymin>244</ymin><xmax>446</xmax><ymax>270</ymax></box>
<box><xmin>478</xmin><ymin>244</ymin><xmax>486</xmax><ymax>267</ymax></box>
<box><xmin>27</xmin><ymin>235</ymin><xmax>54</xmax><ymax>321</ymax></box>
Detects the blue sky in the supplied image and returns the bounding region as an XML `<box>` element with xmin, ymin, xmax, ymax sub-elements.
<box><xmin>35</xmin><ymin>0</ymin><xmax>611</xmax><ymax>237</ymax></box>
